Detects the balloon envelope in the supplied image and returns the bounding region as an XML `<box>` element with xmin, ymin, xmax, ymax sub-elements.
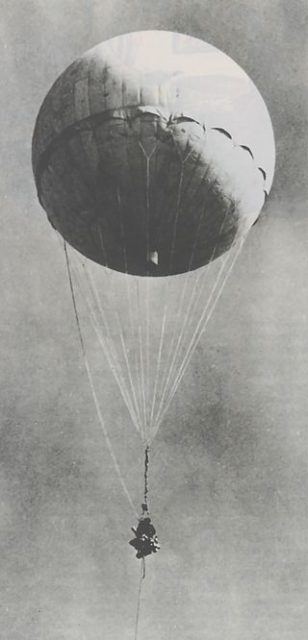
<box><xmin>32</xmin><ymin>31</ymin><xmax>275</xmax><ymax>276</ymax></box>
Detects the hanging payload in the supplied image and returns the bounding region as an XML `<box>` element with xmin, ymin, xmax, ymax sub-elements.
<box><xmin>129</xmin><ymin>504</ymin><xmax>160</xmax><ymax>559</ymax></box>
<box><xmin>32</xmin><ymin>31</ymin><xmax>275</xmax><ymax>560</ymax></box>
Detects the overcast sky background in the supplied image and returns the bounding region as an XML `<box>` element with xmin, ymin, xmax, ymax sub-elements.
<box><xmin>0</xmin><ymin>1</ymin><xmax>308</xmax><ymax>639</ymax></box>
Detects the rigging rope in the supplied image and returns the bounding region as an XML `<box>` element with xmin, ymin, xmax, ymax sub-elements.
<box><xmin>63</xmin><ymin>241</ymin><xmax>138</xmax><ymax>517</ymax></box>
<box><xmin>71</xmin><ymin>260</ymin><xmax>140</xmax><ymax>430</ymax></box>
<box><xmin>84</xmin><ymin>264</ymin><xmax>142</xmax><ymax>428</ymax></box>
<box><xmin>148</xmin><ymin>278</ymin><xmax>169</xmax><ymax>428</ymax></box>
<box><xmin>154</xmin><ymin>235</ymin><xmax>246</xmax><ymax>432</ymax></box>
<box><xmin>83</xmin><ymin>268</ymin><xmax>140</xmax><ymax>429</ymax></box>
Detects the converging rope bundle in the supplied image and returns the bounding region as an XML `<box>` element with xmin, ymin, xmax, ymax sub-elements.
<box><xmin>65</xmin><ymin>229</ymin><xmax>247</xmax><ymax>446</ymax></box>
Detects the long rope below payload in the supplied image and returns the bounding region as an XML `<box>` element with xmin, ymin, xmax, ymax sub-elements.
<box><xmin>134</xmin><ymin>558</ymin><xmax>146</xmax><ymax>640</ymax></box>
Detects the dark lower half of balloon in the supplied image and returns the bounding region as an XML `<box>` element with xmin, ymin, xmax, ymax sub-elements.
<box><xmin>34</xmin><ymin>114</ymin><xmax>248</xmax><ymax>276</ymax></box>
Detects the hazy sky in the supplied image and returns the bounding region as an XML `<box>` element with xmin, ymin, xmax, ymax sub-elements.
<box><xmin>1</xmin><ymin>2</ymin><xmax>308</xmax><ymax>639</ymax></box>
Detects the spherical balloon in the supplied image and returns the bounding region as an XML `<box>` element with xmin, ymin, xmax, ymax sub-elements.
<box><xmin>32</xmin><ymin>30</ymin><xmax>275</xmax><ymax>276</ymax></box>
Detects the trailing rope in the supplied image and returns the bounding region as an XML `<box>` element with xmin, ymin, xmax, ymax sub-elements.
<box><xmin>134</xmin><ymin>558</ymin><xmax>146</xmax><ymax>640</ymax></box>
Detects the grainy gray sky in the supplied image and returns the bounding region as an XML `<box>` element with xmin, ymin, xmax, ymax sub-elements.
<box><xmin>0</xmin><ymin>2</ymin><xmax>307</xmax><ymax>639</ymax></box>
